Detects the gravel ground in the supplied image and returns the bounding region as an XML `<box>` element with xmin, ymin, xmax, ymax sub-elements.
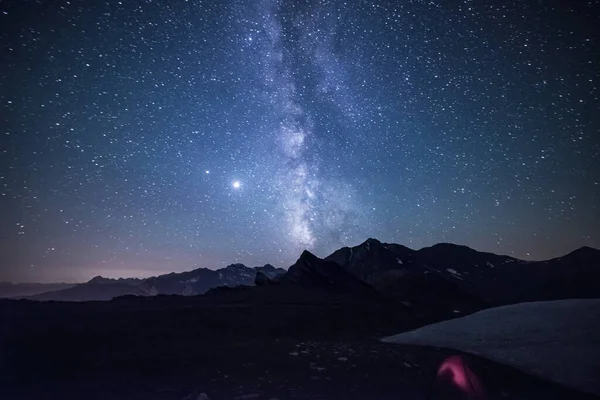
<box><xmin>3</xmin><ymin>339</ymin><xmax>597</xmax><ymax>400</ymax></box>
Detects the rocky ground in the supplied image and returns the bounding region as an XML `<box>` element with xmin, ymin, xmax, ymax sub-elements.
<box><xmin>3</xmin><ymin>288</ymin><xmax>599</xmax><ymax>400</ymax></box>
<box><xmin>4</xmin><ymin>339</ymin><xmax>597</xmax><ymax>400</ymax></box>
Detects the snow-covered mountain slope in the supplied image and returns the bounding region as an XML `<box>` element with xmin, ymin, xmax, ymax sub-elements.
<box><xmin>382</xmin><ymin>299</ymin><xmax>600</xmax><ymax>396</ymax></box>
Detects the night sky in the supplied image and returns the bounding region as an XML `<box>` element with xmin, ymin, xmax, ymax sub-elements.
<box><xmin>1</xmin><ymin>0</ymin><xmax>598</xmax><ymax>283</ymax></box>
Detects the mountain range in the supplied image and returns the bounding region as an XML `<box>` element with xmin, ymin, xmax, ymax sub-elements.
<box><xmin>15</xmin><ymin>239</ymin><xmax>600</xmax><ymax>320</ymax></box>
<box><xmin>24</xmin><ymin>263</ymin><xmax>285</xmax><ymax>301</ymax></box>
<box><xmin>326</xmin><ymin>239</ymin><xmax>600</xmax><ymax>308</ymax></box>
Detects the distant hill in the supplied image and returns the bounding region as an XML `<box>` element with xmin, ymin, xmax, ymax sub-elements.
<box><xmin>25</xmin><ymin>264</ymin><xmax>286</xmax><ymax>301</ymax></box>
<box><xmin>26</xmin><ymin>280</ymin><xmax>141</xmax><ymax>301</ymax></box>
<box><xmin>0</xmin><ymin>282</ymin><xmax>75</xmax><ymax>298</ymax></box>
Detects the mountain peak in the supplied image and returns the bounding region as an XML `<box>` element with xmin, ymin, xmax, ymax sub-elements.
<box><xmin>325</xmin><ymin>238</ymin><xmax>416</xmax><ymax>279</ymax></box>
<box><xmin>254</xmin><ymin>264</ymin><xmax>286</xmax><ymax>279</ymax></box>
<box><xmin>285</xmin><ymin>250</ymin><xmax>335</xmax><ymax>281</ymax></box>
<box><xmin>563</xmin><ymin>246</ymin><xmax>600</xmax><ymax>261</ymax></box>
<box><xmin>429</xmin><ymin>242</ymin><xmax>475</xmax><ymax>251</ymax></box>
<box><xmin>299</xmin><ymin>249</ymin><xmax>318</xmax><ymax>262</ymax></box>
<box><xmin>223</xmin><ymin>263</ymin><xmax>248</xmax><ymax>270</ymax></box>
<box><xmin>360</xmin><ymin>238</ymin><xmax>382</xmax><ymax>249</ymax></box>
<box><xmin>87</xmin><ymin>276</ymin><xmax>112</xmax><ymax>284</ymax></box>
<box><xmin>254</xmin><ymin>263</ymin><xmax>276</xmax><ymax>271</ymax></box>
<box><xmin>573</xmin><ymin>246</ymin><xmax>599</xmax><ymax>254</ymax></box>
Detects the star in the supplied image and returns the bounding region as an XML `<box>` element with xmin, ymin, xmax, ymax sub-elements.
<box><xmin>0</xmin><ymin>0</ymin><xmax>598</xmax><ymax>282</ymax></box>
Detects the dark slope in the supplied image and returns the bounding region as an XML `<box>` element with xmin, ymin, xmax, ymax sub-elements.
<box><xmin>411</xmin><ymin>242</ymin><xmax>524</xmax><ymax>305</ymax></box>
<box><xmin>414</xmin><ymin>244</ymin><xmax>600</xmax><ymax>305</ymax></box>
<box><xmin>498</xmin><ymin>246</ymin><xmax>600</xmax><ymax>304</ymax></box>
<box><xmin>325</xmin><ymin>238</ymin><xmax>416</xmax><ymax>283</ymax></box>
<box><xmin>201</xmin><ymin>251</ymin><xmax>389</xmax><ymax>308</ymax></box>
<box><xmin>255</xmin><ymin>263</ymin><xmax>286</xmax><ymax>279</ymax></box>
<box><xmin>325</xmin><ymin>239</ymin><xmax>600</xmax><ymax>316</ymax></box>
<box><xmin>282</xmin><ymin>250</ymin><xmax>378</xmax><ymax>295</ymax></box>
<box><xmin>325</xmin><ymin>239</ymin><xmax>487</xmax><ymax>318</ymax></box>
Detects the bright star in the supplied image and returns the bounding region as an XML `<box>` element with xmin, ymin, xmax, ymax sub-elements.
<box><xmin>232</xmin><ymin>180</ymin><xmax>241</xmax><ymax>189</ymax></box>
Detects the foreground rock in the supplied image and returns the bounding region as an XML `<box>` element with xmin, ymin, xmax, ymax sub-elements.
<box><xmin>382</xmin><ymin>299</ymin><xmax>600</xmax><ymax>397</ymax></box>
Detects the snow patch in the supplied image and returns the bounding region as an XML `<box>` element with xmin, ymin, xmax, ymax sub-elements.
<box><xmin>382</xmin><ymin>299</ymin><xmax>600</xmax><ymax>397</ymax></box>
<box><xmin>486</xmin><ymin>262</ymin><xmax>495</xmax><ymax>268</ymax></box>
<box><xmin>396</xmin><ymin>258</ymin><xmax>403</xmax><ymax>265</ymax></box>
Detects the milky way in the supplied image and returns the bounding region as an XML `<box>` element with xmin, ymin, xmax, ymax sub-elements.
<box><xmin>0</xmin><ymin>0</ymin><xmax>598</xmax><ymax>282</ymax></box>
<box><xmin>253</xmin><ymin>0</ymin><xmax>368</xmax><ymax>253</ymax></box>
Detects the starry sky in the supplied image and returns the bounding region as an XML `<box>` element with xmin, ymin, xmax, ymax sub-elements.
<box><xmin>1</xmin><ymin>0</ymin><xmax>599</xmax><ymax>283</ymax></box>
